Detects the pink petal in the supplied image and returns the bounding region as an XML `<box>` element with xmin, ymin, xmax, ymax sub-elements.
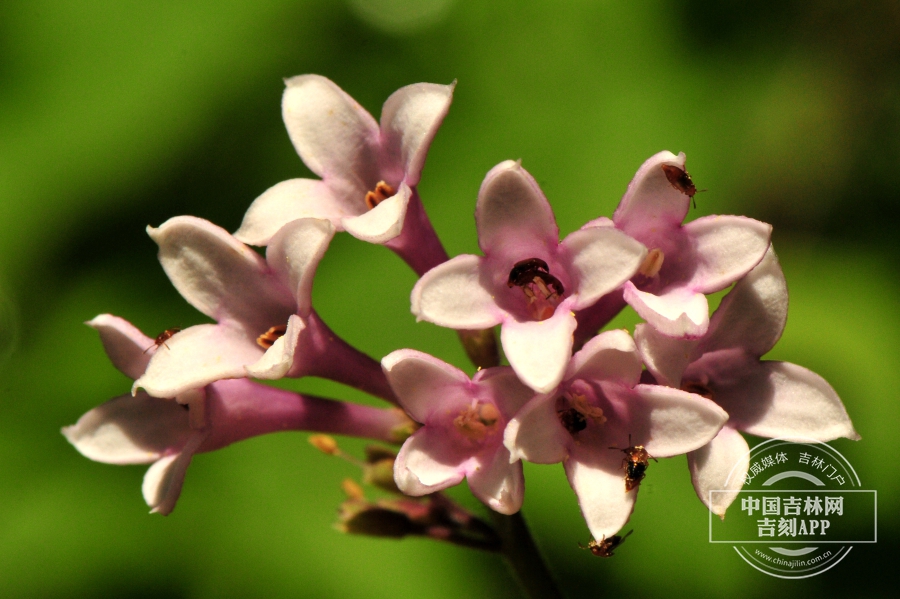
<box><xmin>472</xmin><ymin>367</ymin><xmax>536</xmax><ymax>420</ymax></box>
<box><xmin>467</xmin><ymin>444</ymin><xmax>524</xmax><ymax>515</ymax></box>
<box><xmin>500</xmin><ymin>308</ymin><xmax>577</xmax><ymax>393</ymax></box>
<box><xmin>86</xmin><ymin>314</ymin><xmax>153</xmax><ymax>380</ymax></box>
<box><xmin>683</xmin><ymin>215</ymin><xmax>772</xmax><ymax>293</ymax></box>
<box><xmin>702</xmin><ymin>246</ymin><xmax>787</xmax><ymax>358</ymax></box>
<box><xmin>503</xmin><ymin>394</ymin><xmax>569</xmax><ymax>464</ymax></box>
<box><xmin>142</xmin><ymin>432</ymin><xmax>206</xmax><ymax>515</ymax></box>
<box><xmin>281</xmin><ymin>75</ymin><xmax>380</xmax><ymax>195</ymax></box>
<box><xmin>613</xmin><ymin>151</ymin><xmax>690</xmax><ymax>237</ymax></box>
<box><xmin>382</xmin><ymin>349</ymin><xmax>471</xmax><ymax>423</ymax></box>
<box><xmin>565</xmin><ymin>446</ymin><xmax>638</xmax><ymax>540</ymax></box>
<box><xmin>475</xmin><ymin>161</ymin><xmax>559</xmax><ymax>258</ymax></box>
<box><xmin>341</xmin><ymin>183</ymin><xmax>411</xmax><ymax>244</ymax></box>
<box><xmin>148</xmin><ymin>216</ymin><xmax>296</xmax><ymax>332</ymax></box>
<box><xmin>62</xmin><ymin>393</ymin><xmax>193</xmax><ymax>465</ymax></box>
<box><xmin>623</xmin><ymin>282</ymin><xmax>709</xmax><ymax>338</ymax></box>
<box><xmin>411</xmin><ymin>254</ymin><xmax>502</xmax><ymax>329</ymax></box>
<box><xmin>234</xmin><ymin>178</ymin><xmax>346</xmax><ymax>246</ymax></box>
<box><xmin>713</xmin><ymin>360</ymin><xmax>860</xmax><ymax>442</ymax></box>
<box><xmin>393</xmin><ymin>429</ymin><xmax>467</xmax><ymax>495</ymax></box>
<box><xmin>567</xmin><ymin>329</ymin><xmax>643</xmax><ymax>387</ymax></box>
<box><xmin>134</xmin><ymin>324</ymin><xmax>263</xmax><ymax>398</ymax></box>
<box><xmin>612</xmin><ymin>384</ymin><xmax>729</xmax><ymax>457</ymax></box>
<box><xmin>380</xmin><ymin>81</ymin><xmax>455</xmax><ymax>186</ymax></box>
<box><xmin>688</xmin><ymin>426</ymin><xmax>750</xmax><ymax>519</ymax></box>
<box><xmin>633</xmin><ymin>323</ymin><xmax>699</xmax><ymax>387</ymax></box>
<box><xmin>266</xmin><ymin>218</ymin><xmax>335</xmax><ymax>316</ymax></box>
<box><xmin>562</xmin><ymin>226</ymin><xmax>647</xmax><ymax>310</ymax></box>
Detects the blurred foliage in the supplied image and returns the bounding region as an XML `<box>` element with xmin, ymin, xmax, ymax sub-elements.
<box><xmin>0</xmin><ymin>1</ymin><xmax>897</xmax><ymax>597</ymax></box>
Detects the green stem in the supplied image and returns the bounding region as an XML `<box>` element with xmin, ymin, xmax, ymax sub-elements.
<box><xmin>489</xmin><ymin>512</ymin><xmax>564</xmax><ymax>599</ymax></box>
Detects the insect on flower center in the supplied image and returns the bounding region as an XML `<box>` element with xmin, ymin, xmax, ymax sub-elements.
<box><xmin>637</xmin><ymin>248</ymin><xmax>665</xmax><ymax>278</ymax></box>
<box><xmin>257</xmin><ymin>324</ymin><xmax>288</xmax><ymax>349</ymax></box>
<box><xmin>454</xmin><ymin>400</ymin><xmax>501</xmax><ymax>442</ymax></box>
<box><xmin>557</xmin><ymin>391</ymin><xmax>606</xmax><ymax>435</ymax></box>
<box><xmin>507</xmin><ymin>258</ymin><xmax>565</xmax><ymax>321</ymax></box>
<box><xmin>364</xmin><ymin>181</ymin><xmax>396</xmax><ymax>210</ymax></box>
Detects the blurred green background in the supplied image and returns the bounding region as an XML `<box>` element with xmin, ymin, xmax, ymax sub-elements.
<box><xmin>1</xmin><ymin>0</ymin><xmax>897</xmax><ymax>597</ymax></box>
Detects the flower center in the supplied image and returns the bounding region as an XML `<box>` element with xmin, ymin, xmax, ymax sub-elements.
<box><xmin>637</xmin><ymin>248</ymin><xmax>665</xmax><ymax>278</ymax></box>
<box><xmin>507</xmin><ymin>258</ymin><xmax>565</xmax><ymax>321</ymax></box>
<box><xmin>454</xmin><ymin>400</ymin><xmax>501</xmax><ymax>442</ymax></box>
<box><xmin>364</xmin><ymin>181</ymin><xmax>396</xmax><ymax>210</ymax></box>
<box><xmin>556</xmin><ymin>391</ymin><xmax>606</xmax><ymax>435</ymax></box>
<box><xmin>257</xmin><ymin>324</ymin><xmax>287</xmax><ymax>349</ymax></box>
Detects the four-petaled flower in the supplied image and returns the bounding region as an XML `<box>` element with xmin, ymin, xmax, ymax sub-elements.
<box><xmin>384</xmin><ymin>349</ymin><xmax>535</xmax><ymax>514</ymax></box>
<box><xmin>587</xmin><ymin>151</ymin><xmax>772</xmax><ymax>338</ymax></box>
<box><xmin>635</xmin><ymin>247</ymin><xmax>860</xmax><ymax>517</ymax></box>
<box><xmin>412</xmin><ymin>160</ymin><xmax>647</xmax><ymax>393</ymax></box>
<box><xmin>504</xmin><ymin>329</ymin><xmax>729</xmax><ymax>539</ymax></box>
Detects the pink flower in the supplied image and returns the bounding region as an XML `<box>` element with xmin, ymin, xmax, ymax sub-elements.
<box><xmin>635</xmin><ymin>247</ymin><xmax>860</xmax><ymax>517</ymax></box>
<box><xmin>383</xmin><ymin>349</ymin><xmax>535</xmax><ymax>514</ymax></box>
<box><xmin>411</xmin><ymin>161</ymin><xmax>647</xmax><ymax>393</ymax></box>
<box><xmin>582</xmin><ymin>151</ymin><xmax>772</xmax><ymax>339</ymax></box>
<box><xmin>235</xmin><ymin>75</ymin><xmax>454</xmax><ymax>275</ymax></box>
<box><xmin>133</xmin><ymin>216</ymin><xmax>395</xmax><ymax>403</ymax></box>
<box><xmin>65</xmin><ymin>315</ymin><xmax>410</xmax><ymax>514</ymax></box>
<box><xmin>504</xmin><ymin>329</ymin><xmax>728</xmax><ymax>540</ymax></box>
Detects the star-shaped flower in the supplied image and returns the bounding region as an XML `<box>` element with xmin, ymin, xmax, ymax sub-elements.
<box><xmin>635</xmin><ymin>247</ymin><xmax>860</xmax><ymax>517</ymax></box>
<box><xmin>383</xmin><ymin>349</ymin><xmax>535</xmax><ymax>514</ymax></box>
<box><xmin>133</xmin><ymin>216</ymin><xmax>395</xmax><ymax>402</ymax></box>
<box><xmin>584</xmin><ymin>151</ymin><xmax>772</xmax><ymax>339</ymax></box>
<box><xmin>65</xmin><ymin>315</ymin><xmax>409</xmax><ymax>514</ymax></box>
<box><xmin>236</xmin><ymin>75</ymin><xmax>454</xmax><ymax>274</ymax></box>
<box><xmin>411</xmin><ymin>160</ymin><xmax>647</xmax><ymax>392</ymax></box>
<box><xmin>504</xmin><ymin>329</ymin><xmax>729</xmax><ymax>539</ymax></box>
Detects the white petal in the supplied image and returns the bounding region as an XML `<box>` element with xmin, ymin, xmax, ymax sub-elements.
<box><xmin>86</xmin><ymin>314</ymin><xmax>153</xmax><ymax>380</ymax></box>
<box><xmin>567</xmin><ymin>329</ymin><xmax>643</xmax><ymax>387</ymax></box>
<box><xmin>618</xmin><ymin>384</ymin><xmax>729</xmax><ymax>457</ymax></box>
<box><xmin>565</xmin><ymin>448</ymin><xmax>638</xmax><ymax>540</ymax></box>
<box><xmin>393</xmin><ymin>429</ymin><xmax>466</xmax><ymax>495</ymax></box>
<box><xmin>633</xmin><ymin>323</ymin><xmax>699</xmax><ymax>387</ymax></box>
<box><xmin>341</xmin><ymin>183</ymin><xmax>411</xmax><ymax>244</ymax></box>
<box><xmin>266</xmin><ymin>219</ymin><xmax>335</xmax><ymax>315</ymax></box>
<box><xmin>475</xmin><ymin>161</ymin><xmax>559</xmax><ymax>257</ymax></box>
<box><xmin>683</xmin><ymin>215</ymin><xmax>772</xmax><ymax>293</ymax></box>
<box><xmin>702</xmin><ymin>246</ymin><xmax>787</xmax><ymax>357</ymax></box>
<box><xmin>148</xmin><ymin>216</ymin><xmax>296</xmax><ymax>331</ymax></box>
<box><xmin>245</xmin><ymin>314</ymin><xmax>305</xmax><ymax>380</ymax></box>
<box><xmin>411</xmin><ymin>254</ymin><xmax>503</xmax><ymax>329</ymax></box>
<box><xmin>62</xmin><ymin>393</ymin><xmax>193</xmax><ymax>464</ymax></box>
<box><xmin>688</xmin><ymin>427</ymin><xmax>750</xmax><ymax>519</ymax></box>
<box><xmin>235</xmin><ymin>179</ymin><xmax>347</xmax><ymax>246</ymax></box>
<box><xmin>380</xmin><ymin>81</ymin><xmax>455</xmax><ymax>185</ymax></box>
<box><xmin>717</xmin><ymin>361</ymin><xmax>860</xmax><ymax>441</ymax></box>
<box><xmin>501</xmin><ymin>309</ymin><xmax>576</xmax><ymax>393</ymax></box>
<box><xmin>381</xmin><ymin>349</ymin><xmax>471</xmax><ymax>423</ymax></box>
<box><xmin>282</xmin><ymin>75</ymin><xmax>380</xmax><ymax>193</ymax></box>
<box><xmin>141</xmin><ymin>433</ymin><xmax>205</xmax><ymax>515</ymax></box>
<box><xmin>612</xmin><ymin>151</ymin><xmax>690</xmax><ymax>237</ymax></box>
<box><xmin>623</xmin><ymin>283</ymin><xmax>709</xmax><ymax>338</ymax></box>
<box><xmin>503</xmin><ymin>394</ymin><xmax>569</xmax><ymax>464</ymax></box>
<box><xmin>562</xmin><ymin>227</ymin><xmax>646</xmax><ymax>309</ymax></box>
<box><xmin>467</xmin><ymin>444</ymin><xmax>524</xmax><ymax>515</ymax></box>
<box><xmin>134</xmin><ymin>324</ymin><xmax>263</xmax><ymax>398</ymax></box>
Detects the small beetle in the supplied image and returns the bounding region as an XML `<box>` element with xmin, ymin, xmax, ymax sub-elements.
<box><xmin>143</xmin><ymin>328</ymin><xmax>181</xmax><ymax>353</ymax></box>
<box><xmin>661</xmin><ymin>163</ymin><xmax>698</xmax><ymax>208</ymax></box>
<box><xmin>580</xmin><ymin>530</ymin><xmax>634</xmax><ymax>558</ymax></box>
<box><xmin>610</xmin><ymin>434</ymin><xmax>657</xmax><ymax>492</ymax></box>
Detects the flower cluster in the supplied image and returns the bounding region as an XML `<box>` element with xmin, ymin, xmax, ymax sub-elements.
<box><xmin>65</xmin><ymin>76</ymin><xmax>857</xmax><ymax>548</ymax></box>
